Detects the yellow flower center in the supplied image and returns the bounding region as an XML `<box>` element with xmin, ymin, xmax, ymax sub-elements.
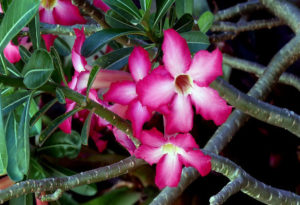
<box><xmin>175</xmin><ymin>74</ymin><xmax>193</xmax><ymax>95</ymax></box>
<box><xmin>162</xmin><ymin>143</ymin><xmax>179</xmax><ymax>154</ymax></box>
<box><xmin>41</xmin><ymin>0</ymin><xmax>57</xmax><ymax>9</ymax></box>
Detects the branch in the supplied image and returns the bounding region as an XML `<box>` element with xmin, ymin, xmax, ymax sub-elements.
<box><xmin>259</xmin><ymin>0</ymin><xmax>300</xmax><ymax>34</ymax></box>
<box><xmin>223</xmin><ymin>54</ymin><xmax>300</xmax><ymax>92</ymax></box>
<box><xmin>214</xmin><ymin>0</ymin><xmax>264</xmax><ymax>21</ymax></box>
<box><xmin>211</xmin><ymin>78</ymin><xmax>300</xmax><ymax>138</ymax></box>
<box><xmin>0</xmin><ymin>156</ymin><xmax>146</xmax><ymax>203</ymax></box>
<box><xmin>211</xmin><ymin>18</ymin><xmax>284</xmax><ymax>33</ymax></box>
<box><xmin>209</xmin><ymin>32</ymin><xmax>237</xmax><ymax>43</ymax></box>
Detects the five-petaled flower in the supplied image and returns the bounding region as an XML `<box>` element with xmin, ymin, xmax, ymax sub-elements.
<box><xmin>137</xmin><ymin>29</ymin><xmax>232</xmax><ymax>134</ymax></box>
<box><xmin>134</xmin><ymin>128</ymin><xmax>211</xmax><ymax>189</ymax></box>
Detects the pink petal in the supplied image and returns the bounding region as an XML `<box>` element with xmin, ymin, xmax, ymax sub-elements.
<box><xmin>129</xmin><ymin>47</ymin><xmax>151</xmax><ymax>82</ymax></box>
<box><xmin>109</xmin><ymin>103</ymin><xmax>128</xmax><ymax>119</ymax></box>
<box><xmin>190</xmin><ymin>86</ymin><xmax>232</xmax><ymax>125</ymax></box>
<box><xmin>169</xmin><ymin>133</ymin><xmax>199</xmax><ymax>149</ymax></box>
<box><xmin>39</xmin><ymin>8</ymin><xmax>56</xmax><ymax>24</ymax></box>
<box><xmin>164</xmin><ymin>94</ymin><xmax>193</xmax><ymax>134</ymax></box>
<box><xmin>186</xmin><ymin>48</ymin><xmax>223</xmax><ymax>86</ymax></box>
<box><xmin>72</xmin><ymin>28</ymin><xmax>87</xmax><ymax>72</ymax></box>
<box><xmin>76</xmin><ymin>71</ymin><xmax>89</xmax><ymax>92</ymax></box>
<box><xmin>53</xmin><ymin>0</ymin><xmax>86</xmax><ymax>25</ymax></box>
<box><xmin>162</xmin><ymin>29</ymin><xmax>191</xmax><ymax>77</ymax></box>
<box><xmin>112</xmin><ymin>128</ymin><xmax>136</xmax><ymax>155</ymax></box>
<box><xmin>136</xmin><ymin>70</ymin><xmax>175</xmax><ymax>110</ymax></box>
<box><xmin>155</xmin><ymin>154</ymin><xmax>182</xmax><ymax>189</ymax></box>
<box><xmin>179</xmin><ymin>150</ymin><xmax>211</xmax><ymax>176</ymax></box>
<box><xmin>103</xmin><ymin>81</ymin><xmax>137</xmax><ymax>105</ymax></box>
<box><xmin>94</xmin><ymin>139</ymin><xmax>108</xmax><ymax>152</ymax></box>
<box><xmin>93</xmin><ymin>0</ymin><xmax>110</xmax><ymax>12</ymax></box>
<box><xmin>3</xmin><ymin>41</ymin><xmax>21</xmax><ymax>63</ymax></box>
<box><xmin>126</xmin><ymin>99</ymin><xmax>152</xmax><ymax>139</ymax></box>
<box><xmin>134</xmin><ymin>145</ymin><xmax>164</xmax><ymax>165</ymax></box>
<box><xmin>59</xmin><ymin>102</ymin><xmax>76</xmax><ymax>134</ymax></box>
<box><xmin>93</xmin><ymin>70</ymin><xmax>133</xmax><ymax>89</ymax></box>
<box><xmin>0</xmin><ymin>4</ymin><xmax>3</xmax><ymax>13</ymax></box>
<box><xmin>41</xmin><ymin>34</ymin><xmax>57</xmax><ymax>51</ymax></box>
<box><xmin>140</xmin><ymin>128</ymin><xmax>166</xmax><ymax>147</ymax></box>
<box><xmin>69</xmin><ymin>72</ymin><xmax>79</xmax><ymax>90</ymax></box>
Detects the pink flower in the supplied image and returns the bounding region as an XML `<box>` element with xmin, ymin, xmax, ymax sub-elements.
<box><xmin>3</xmin><ymin>41</ymin><xmax>21</xmax><ymax>63</ymax></box>
<box><xmin>134</xmin><ymin>128</ymin><xmax>211</xmax><ymax>189</ymax></box>
<box><xmin>93</xmin><ymin>0</ymin><xmax>110</xmax><ymax>13</ymax></box>
<box><xmin>72</xmin><ymin>28</ymin><xmax>88</xmax><ymax>72</ymax></box>
<box><xmin>137</xmin><ymin>29</ymin><xmax>232</xmax><ymax>134</ymax></box>
<box><xmin>103</xmin><ymin>47</ymin><xmax>153</xmax><ymax>139</ymax></box>
<box><xmin>39</xmin><ymin>0</ymin><xmax>86</xmax><ymax>50</ymax></box>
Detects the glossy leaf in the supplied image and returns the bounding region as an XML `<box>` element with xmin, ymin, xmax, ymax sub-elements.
<box><xmin>86</xmin><ymin>66</ymin><xmax>101</xmax><ymax>99</ymax></box>
<box><xmin>181</xmin><ymin>31</ymin><xmax>209</xmax><ymax>53</ymax></box>
<box><xmin>5</xmin><ymin>113</ymin><xmax>24</xmax><ymax>181</ymax></box>
<box><xmin>0</xmin><ymin>0</ymin><xmax>39</xmax><ymax>53</ymax></box>
<box><xmin>38</xmin><ymin>107</ymin><xmax>82</xmax><ymax>146</ymax></box>
<box><xmin>94</xmin><ymin>47</ymin><xmax>133</xmax><ymax>70</ymax></box>
<box><xmin>2</xmin><ymin>90</ymin><xmax>35</xmax><ymax>115</ymax></box>
<box><xmin>175</xmin><ymin>0</ymin><xmax>193</xmax><ymax>18</ymax></box>
<box><xmin>82</xmin><ymin>29</ymin><xmax>143</xmax><ymax>57</ymax></box>
<box><xmin>38</xmin><ymin>130</ymin><xmax>81</xmax><ymax>159</ymax></box>
<box><xmin>50</xmin><ymin>47</ymin><xmax>68</xmax><ymax>86</ymax></box>
<box><xmin>28</xmin><ymin>13</ymin><xmax>41</xmax><ymax>50</ymax></box>
<box><xmin>81</xmin><ymin>110</ymin><xmax>94</xmax><ymax>145</ymax></box>
<box><xmin>28</xmin><ymin>158</ymin><xmax>47</xmax><ymax>179</ymax></box>
<box><xmin>29</xmin><ymin>98</ymin><xmax>42</xmax><ymax>137</ymax></box>
<box><xmin>140</xmin><ymin>0</ymin><xmax>152</xmax><ymax>11</ymax></box>
<box><xmin>56</xmin><ymin>88</ymin><xmax>66</xmax><ymax>104</ymax></box>
<box><xmin>0</xmin><ymin>94</ymin><xmax>8</xmax><ymax>175</ymax></box>
<box><xmin>9</xmin><ymin>194</ymin><xmax>33</xmax><ymax>205</ymax></box>
<box><xmin>30</xmin><ymin>98</ymin><xmax>57</xmax><ymax>127</ymax></box>
<box><xmin>16</xmin><ymin>91</ymin><xmax>34</xmax><ymax>175</ymax></box>
<box><xmin>153</xmin><ymin>0</ymin><xmax>175</xmax><ymax>28</ymax></box>
<box><xmin>22</xmin><ymin>49</ymin><xmax>54</xmax><ymax>89</ymax></box>
<box><xmin>19</xmin><ymin>45</ymin><xmax>31</xmax><ymax>63</ymax></box>
<box><xmin>0</xmin><ymin>55</ymin><xmax>22</xmax><ymax>77</ymax></box>
<box><xmin>197</xmin><ymin>10</ymin><xmax>214</xmax><ymax>33</ymax></box>
<box><xmin>173</xmin><ymin>13</ymin><xmax>194</xmax><ymax>33</ymax></box>
<box><xmin>54</xmin><ymin>36</ymin><xmax>71</xmax><ymax>57</ymax></box>
<box><xmin>105</xmin><ymin>10</ymin><xmax>140</xmax><ymax>30</ymax></box>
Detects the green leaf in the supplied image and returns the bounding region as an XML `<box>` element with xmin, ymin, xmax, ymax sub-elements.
<box><xmin>0</xmin><ymin>94</ymin><xmax>8</xmax><ymax>175</ymax></box>
<box><xmin>0</xmin><ymin>0</ymin><xmax>39</xmax><ymax>53</ymax></box>
<box><xmin>0</xmin><ymin>0</ymin><xmax>13</xmax><ymax>12</ymax></box>
<box><xmin>43</xmin><ymin>163</ymin><xmax>97</xmax><ymax>196</ymax></box>
<box><xmin>81</xmin><ymin>110</ymin><xmax>93</xmax><ymax>145</ymax></box>
<box><xmin>105</xmin><ymin>10</ymin><xmax>141</xmax><ymax>30</ymax></box>
<box><xmin>82</xmin><ymin>187</ymin><xmax>141</xmax><ymax>205</ymax></box>
<box><xmin>28</xmin><ymin>158</ymin><xmax>47</xmax><ymax>179</ymax></box>
<box><xmin>181</xmin><ymin>31</ymin><xmax>209</xmax><ymax>53</ymax></box>
<box><xmin>29</xmin><ymin>98</ymin><xmax>42</xmax><ymax>136</ymax></box>
<box><xmin>153</xmin><ymin>0</ymin><xmax>175</xmax><ymax>28</ymax></box>
<box><xmin>30</xmin><ymin>98</ymin><xmax>57</xmax><ymax>127</ymax></box>
<box><xmin>103</xmin><ymin>0</ymin><xmax>142</xmax><ymax>23</ymax></box>
<box><xmin>197</xmin><ymin>11</ymin><xmax>214</xmax><ymax>33</ymax></box>
<box><xmin>17</xmin><ymin>91</ymin><xmax>34</xmax><ymax>175</ymax></box>
<box><xmin>175</xmin><ymin>0</ymin><xmax>193</xmax><ymax>18</ymax></box>
<box><xmin>38</xmin><ymin>107</ymin><xmax>82</xmax><ymax>146</ymax></box>
<box><xmin>5</xmin><ymin>113</ymin><xmax>24</xmax><ymax>181</ymax></box>
<box><xmin>94</xmin><ymin>47</ymin><xmax>133</xmax><ymax>70</ymax></box>
<box><xmin>9</xmin><ymin>194</ymin><xmax>33</xmax><ymax>205</ymax></box>
<box><xmin>50</xmin><ymin>47</ymin><xmax>68</xmax><ymax>86</ymax></box>
<box><xmin>86</xmin><ymin>66</ymin><xmax>101</xmax><ymax>99</ymax></box>
<box><xmin>0</xmin><ymin>54</ymin><xmax>22</xmax><ymax>77</ymax></box>
<box><xmin>140</xmin><ymin>0</ymin><xmax>152</xmax><ymax>11</ymax></box>
<box><xmin>82</xmin><ymin>29</ymin><xmax>143</xmax><ymax>57</ymax></box>
<box><xmin>19</xmin><ymin>45</ymin><xmax>31</xmax><ymax>63</ymax></box>
<box><xmin>173</xmin><ymin>13</ymin><xmax>194</xmax><ymax>33</ymax></box>
<box><xmin>38</xmin><ymin>130</ymin><xmax>81</xmax><ymax>159</ymax></box>
<box><xmin>22</xmin><ymin>49</ymin><xmax>54</xmax><ymax>89</ymax></box>
<box><xmin>56</xmin><ymin>88</ymin><xmax>66</xmax><ymax>104</ymax></box>
<box><xmin>54</xmin><ymin>36</ymin><xmax>71</xmax><ymax>57</ymax></box>
<box><xmin>28</xmin><ymin>13</ymin><xmax>41</xmax><ymax>50</ymax></box>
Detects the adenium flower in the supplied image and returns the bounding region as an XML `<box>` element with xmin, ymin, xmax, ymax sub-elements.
<box><xmin>135</xmin><ymin>128</ymin><xmax>211</xmax><ymax>189</ymax></box>
<box><xmin>93</xmin><ymin>0</ymin><xmax>110</xmax><ymax>12</ymax></box>
<box><xmin>137</xmin><ymin>29</ymin><xmax>232</xmax><ymax>134</ymax></box>
<box><xmin>3</xmin><ymin>41</ymin><xmax>21</xmax><ymax>63</ymax></box>
<box><xmin>39</xmin><ymin>0</ymin><xmax>86</xmax><ymax>50</ymax></box>
<box><xmin>103</xmin><ymin>47</ymin><xmax>153</xmax><ymax>139</ymax></box>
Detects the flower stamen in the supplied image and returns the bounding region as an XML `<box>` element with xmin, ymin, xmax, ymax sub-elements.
<box><xmin>41</xmin><ymin>0</ymin><xmax>57</xmax><ymax>9</ymax></box>
<box><xmin>175</xmin><ymin>74</ymin><xmax>193</xmax><ymax>95</ymax></box>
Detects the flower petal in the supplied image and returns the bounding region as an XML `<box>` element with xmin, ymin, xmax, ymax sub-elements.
<box><xmin>112</xmin><ymin>128</ymin><xmax>136</xmax><ymax>155</ymax></box>
<box><xmin>162</xmin><ymin>29</ymin><xmax>191</xmax><ymax>77</ymax></box>
<box><xmin>103</xmin><ymin>81</ymin><xmax>137</xmax><ymax>105</ymax></box>
<box><xmin>76</xmin><ymin>71</ymin><xmax>89</xmax><ymax>92</ymax></box>
<box><xmin>59</xmin><ymin>101</ymin><xmax>76</xmax><ymax>134</ymax></box>
<box><xmin>140</xmin><ymin>128</ymin><xmax>166</xmax><ymax>147</ymax></box>
<box><xmin>53</xmin><ymin>0</ymin><xmax>86</xmax><ymax>25</ymax></box>
<box><xmin>179</xmin><ymin>150</ymin><xmax>211</xmax><ymax>176</ymax></box>
<box><xmin>109</xmin><ymin>103</ymin><xmax>128</xmax><ymax>119</ymax></box>
<box><xmin>41</xmin><ymin>34</ymin><xmax>57</xmax><ymax>51</ymax></box>
<box><xmin>136</xmin><ymin>70</ymin><xmax>175</xmax><ymax>109</ymax></box>
<box><xmin>3</xmin><ymin>41</ymin><xmax>21</xmax><ymax>63</ymax></box>
<box><xmin>169</xmin><ymin>133</ymin><xmax>199</xmax><ymax>149</ymax></box>
<box><xmin>186</xmin><ymin>48</ymin><xmax>223</xmax><ymax>86</ymax></box>
<box><xmin>72</xmin><ymin>28</ymin><xmax>87</xmax><ymax>72</ymax></box>
<box><xmin>39</xmin><ymin>8</ymin><xmax>56</xmax><ymax>24</ymax></box>
<box><xmin>93</xmin><ymin>0</ymin><xmax>110</xmax><ymax>12</ymax></box>
<box><xmin>155</xmin><ymin>154</ymin><xmax>182</xmax><ymax>189</ymax></box>
<box><xmin>135</xmin><ymin>145</ymin><xmax>164</xmax><ymax>165</ymax></box>
<box><xmin>164</xmin><ymin>94</ymin><xmax>193</xmax><ymax>134</ymax></box>
<box><xmin>190</xmin><ymin>86</ymin><xmax>232</xmax><ymax>125</ymax></box>
<box><xmin>126</xmin><ymin>99</ymin><xmax>152</xmax><ymax>139</ymax></box>
<box><xmin>93</xmin><ymin>70</ymin><xmax>133</xmax><ymax>89</ymax></box>
<box><xmin>129</xmin><ymin>47</ymin><xmax>151</xmax><ymax>82</ymax></box>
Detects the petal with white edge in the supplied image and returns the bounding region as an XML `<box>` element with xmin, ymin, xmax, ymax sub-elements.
<box><xmin>129</xmin><ymin>47</ymin><xmax>151</xmax><ymax>82</ymax></box>
<box><xmin>103</xmin><ymin>81</ymin><xmax>137</xmax><ymax>105</ymax></box>
<box><xmin>135</xmin><ymin>145</ymin><xmax>164</xmax><ymax>165</ymax></box>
